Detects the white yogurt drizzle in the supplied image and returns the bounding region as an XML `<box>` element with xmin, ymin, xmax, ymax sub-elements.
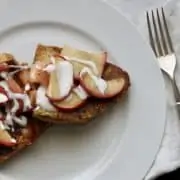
<box><xmin>0</xmin><ymin>64</ymin><xmax>29</xmax><ymax>78</ymax></box>
<box><xmin>25</xmin><ymin>83</ymin><xmax>31</xmax><ymax>91</ymax></box>
<box><xmin>43</xmin><ymin>64</ymin><xmax>56</xmax><ymax>73</ymax></box>
<box><xmin>0</xmin><ymin>72</ymin><xmax>8</xmax><ymax>79</ymax></box>
<box><xmin>73</xmin><ymin>85</ymin><xmax>88</xmax><ymax>100</ymax></box>
<box><xmin>13</xmin><ymin>116</ymin><xmax>27</xmax><ymax>127</ymax></box>
<box><xmin>36</xmin><ymin>86</ymin><xmax>56</xmax><ymax>111</ymax></box>
<box><xmin>33</xmin><ymin>56</ymin><xmax>56</xmax><ymax>73</ymax></box>
<box><xmin>11</xmin><ymin>138</ymin><xmax>17</xmax><ymax>143</ymax></box>
<box><xmin>8</xmin><ymin>65</ymin><xmax>29</xmax><ymax>76</ymax></box>
<box><xmin>8</xmin><ymin>65</ymin><xmax>29</xmax><ymax>69</ymax></box>
<box><xmin>63</xmin><ymin>56</ymin><xmax>98</xmax><ymax>75</ymax></box>
<box><xmin>4</xmin><ymin>112</ymin><xmax>13</xmax><ymax>126</ymax></box>
<box><xmin>55</xmin><ymin>61</ymin><xmax>73</xmax><ymax>98</ymax></box>
<box><xmin>0</xmin><ymin>93</ymin><xmax>8</xmax><ymax>103</ymax></box>
<box><xmin>9</xmin><ymin>69</ymin><xmax>21</xmax><ymax>76</ymax></box>
<box><xmin>80</xmin><ymin>67</ymin><xmax>107</xmax><ymax>94</ymax></box>
<box><xmin>0</xmin><ymin>81</ymin><xmax>31</xmax><ymax>128</ymax></box>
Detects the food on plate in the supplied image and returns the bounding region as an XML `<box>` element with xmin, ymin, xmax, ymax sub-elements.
<box><xmin>0</xmin><ymin>54</ymin><xmax>49</xmax><ymax>163</ymax></box>
<box><xmin>52</xmin><ymin>85</ymin><xmax>88</xmax><ymax>110</ymax></box>
<box><xmin>29</xmin><ymin>62</ymin><xmax>49</xmax><ymax>87</ymax></box>
<box><xmin>0</xmin><ymin>44</ymin><xmax>130</xmax><ymax>162</ymax></box>
<box><xmin>60</xmin><ymin>45</ymin><xmax>107</xmax><ymax>79</ymax></box>
<box><xmin>80</xmin><ymin>67</ymin><xmax>126</xmax><ymax>98</ymax></box>
<box><xmin>32</xmin><ymin>44</ymin><xmax>130</xmax><ymax>123</ymax></box>
<box><xmin>46</xmin><ymin>59</ymin><xmax>73</xmax><ymax>101</ymax></box>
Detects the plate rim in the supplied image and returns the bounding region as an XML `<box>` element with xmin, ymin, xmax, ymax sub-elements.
<box><xmin>0</xmin><ymin>0</ymin><xmax>166</xmax><ymax>180</ymax></box>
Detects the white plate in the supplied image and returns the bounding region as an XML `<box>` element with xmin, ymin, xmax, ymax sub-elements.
<box><xmin>0</xmin><ymin>0</ymin><xmax>166</xmax><ymax>180</ymax></box>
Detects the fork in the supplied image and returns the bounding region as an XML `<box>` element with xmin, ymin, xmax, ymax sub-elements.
<box><xmin>146</xmin><ymin>8</ymin><xmax>180</xmax><ymax>103</ymax></box>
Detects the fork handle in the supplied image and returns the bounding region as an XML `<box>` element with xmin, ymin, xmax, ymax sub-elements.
<box><xmin>172</xmin><ymin>77</ymin><xmax>180</xmax><ymax>103</ymax></box>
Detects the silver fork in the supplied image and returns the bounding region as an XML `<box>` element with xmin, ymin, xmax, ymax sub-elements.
<box><xmin>146</xmin><ymin>8</ymin><xmax>180</xmax><ymax>103</ymax></box>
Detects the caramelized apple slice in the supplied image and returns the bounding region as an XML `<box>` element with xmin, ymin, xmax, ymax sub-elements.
<box><xmin>0</xmin><ymin>124</ymin><xmax>16</xmax><ymax>147</ymax></box>
<box><xmin>80</xmin><ymin>68</ymin><xmax>126</xmax><ymax>98</ymax></box>
<box><xmin>7</xmin><ymin>77</ymin><xmax>24</xmax><ymax>93</ymax></box>
<box><xmin>52</xmin><ymin>85</ymin><xmax>88</xmax><ymax>110</ymax></box>
<box><xmin>17</xmin><ymin>69</ymin><xmax>30</xmax><ymax>86</ymax></box>
<box><xmin>47</xmin><ymin>60</ymin><xmax>73</xmax><ymax>101</ymax></box>
<box><xmin>61</xmin><ymin>45</ymin><xmax>107</xmax><ymax>79</ymax></box>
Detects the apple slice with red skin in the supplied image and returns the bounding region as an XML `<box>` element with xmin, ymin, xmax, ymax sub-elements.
<box><xmin>80</xmin><ymin>69</ymin><xmax>126</xmax><ymax>99</ymax></box>
<box><xmin>6</xmin><ymin>78</ymin><xmax>32</xmax><ymax>114</ymax></box>
<box><xmin>46</xmin><ymin>60</ymin><xmax>73</xmax><ymax>102</ymax></box>
<box><xmin>0</xmin><ymin>127</ymin><xmax>16</xmax><ymax>147</ymax></box>
<box><xmin>60</xmin><ymin>45</ymin><xmax>107</xmax><ymax>79</ymax></box>
<box><xmin>52</xmin><ymin>85</ymin><xmax>88</xmax><ymax>111</ymax></box>
<box><xmin>0</xmin><ymin>86</ymin><xmax>9</xmax><ymax>105</ymax></box>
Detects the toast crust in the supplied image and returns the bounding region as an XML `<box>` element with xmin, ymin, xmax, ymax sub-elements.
<box><xmin>33</xmin><ymin>45</ymin><xmax>130</xmax><ymax>124</ymax></box>
<box><xmin>0</xmin><ymin>119</ymin><xmax>50</xmax><ymax>163</ymax></box>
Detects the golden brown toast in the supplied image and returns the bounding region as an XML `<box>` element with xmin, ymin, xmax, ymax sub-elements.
<box><xmin>33</xmin><ymin>45</ymin><xmax>130</xmax><ymax>124</ymax></box>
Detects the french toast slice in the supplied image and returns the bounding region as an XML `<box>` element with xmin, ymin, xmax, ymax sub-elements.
<box><xmin>33</xmin><ymin>45</ymin><xmax>130</xmax><ymax>124</ymax></box>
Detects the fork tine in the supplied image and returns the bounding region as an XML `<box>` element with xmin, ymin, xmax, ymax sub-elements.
<box><xmin>156</xmin><ymin>8</ymin><xmax>168</xmax><ymax>55</ymax></box>
<box><xmin>161</xmin><ymin>7</ymin><xmax>174</xmax><ymax>53</ymax></box>
<box><xmin>146</xmin><ymin>12</ymin><xmax>157</xmax><ymax>56</ymax></box>
<box><xmin>152</xmin><ymin>10</ymin><xmax>163</xmax><ymax>56</ymax></box>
